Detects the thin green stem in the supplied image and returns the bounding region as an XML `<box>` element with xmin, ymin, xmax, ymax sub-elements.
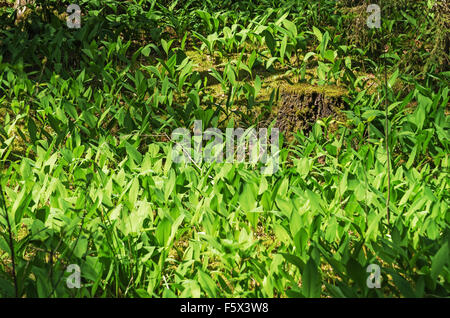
<box><xmin>0</xmin><ymin>176</ymin><xmax>18</xmax><ymax>297</ymax></box>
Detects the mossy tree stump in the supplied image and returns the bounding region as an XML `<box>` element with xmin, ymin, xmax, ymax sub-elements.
<box><xmin>275</xmin><ymin>84</ymin><xmax>347</xmax><ymax>137</ymax></box>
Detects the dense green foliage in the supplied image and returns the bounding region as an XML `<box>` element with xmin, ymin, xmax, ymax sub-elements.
<box><xmin>0</xmin><ymin>0</ymin><xmax>448</xmax><ymax>297</ymax></box>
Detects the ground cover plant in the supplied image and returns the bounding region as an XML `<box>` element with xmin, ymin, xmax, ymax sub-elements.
<box><xmin>0</xmin><ymin>0</ymin><xmax>448</xmax><ymax>298</ymax></box>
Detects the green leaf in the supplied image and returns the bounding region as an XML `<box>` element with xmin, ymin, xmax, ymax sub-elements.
<box><xmin>282</xmin><ymin>19</ymin><xmax>297</xmax><ymax>38</ymax></box>
<box><xmin>388</xmin><ymin>69</ymin><xmax>399</xmax><ymax>88</ymax></box>
<box><xmin>345</xmin><ymin>56</ymin><xmax>351</xmax><ymax>69</ymax></box>
<box><xmin>164</xmin><ymin>169</ymin><xmax>176</xmax><ymax>201</ymax></box>
<box><xmin>264</xmin><ymin>30</ymin><xmax>276</xmax><ymax>56</ymax></box>
<box><xmin>73</xmin><ymin>237</ymin><xmax>88</xmax><ymax>258</ymax></box>
<box><xmin>141</xmin><ymin>44</ymin><xmax>152</xmax><ymax>57</ymax></box>
<box><xmin>198</xmin><ymin>270</ymin><xmax>217</xmax><ymax>297</ymax></box>
<box><xmin>405</xmin><ymin>145</ymin><xmax>417</xmax><ymax>169</ymax></box>
<box><xmin>346</xmin><ymin>258</ymin><xmax>366</xmax><ymax>289</ymax></box>
<box><xmin>365</xmin><ymin>211</ymin><xmax>383</xmax><ymax>242</ymax></box>
<box><xmin>296</xmin><ymin>157</ymin><xmax>310</xmax><ymax>177</ymax></box>
<box><xmin>82</xmin><ymin>256</ymin><xmax>102</xmax><ymax>283</ymax></box>
<box><xmin>323</xmin><ymin>49</ymin><xmax>336</xmax><ymax>63</ymax></box>
<box><xmin>320</xmin><ymin>32</ymin><xmax>329</xmax><ymax>57</ymax></box>
<box><xmin>302</xmin><ymin>258</ymin><xmax>321</xmax><ymax>297</ymax></box>
<box><xmin>392</xmin><ymin>273</ymin><xmax>416</xmax><ymax>298</ymax></box>
<box><xmin>262</xmin><ymin>276</ymin><xmax>274</xmax><ymax>297</ymax></box>
<box><xmin>248</xmin><ymin>50</ymin><xmax>257</xmax><ymax>70</ymax></box>
<box><xmin>431</xmin><ymin>242</ymin><xmax>449</xmax><ymax>281</ymax></box>
<box><xmin>303</xmin><ymin>52</ymin><xmax>316</xmax><ymax>62</ymax></box>
<box><xmin>188</xmin><ymin>89</ymin><xmax>200</xmax><ymax>107</ymax></box>
<box><xmin>293</xmin><ymin>228</ymin><xmax>308</xmax><ymax>256</ymax></box>
<box><xmin>305</xmin><ymin>189</ymin><xmax>322</xmax><ymax>213</ymax></box>
<box><xmin>129</xmin><ymin>177</ymin><xmax>139</xmax><ymax>207</ymax></box>
<box><xmin>239</xmin><ymin>183</ymin><xmax>257</xmax><ymax>212</ymax></box>
<box><xmin>312</xmin><ymin>26</ymin><xmax>322</xmax><ymax>42</ymax></box>
<box><xmin>280</xmin><ymin>253</ymin><xmax>305</xmax><ymax>272</ymax></box>
<box><xmin>156</xmin><ymin>218</ymin><xmax>172</xmax><ymax>246</ymax></box>
<box><xmin>28</xmin><ymin>117</ymin><xmax>38</xmax><ymax>144</ymax></box>
<box><xmin>126</xmin><ymin>142</ymin><xmax>143</xmax><ymax>164</ymax></box>
<box><xmin>280</xmin><ymin>34</ymin><xmax>288</xmax><ymax>61</ymax></box>
<box><xmin>414</xmin><ymin>102</ymin><xmax>426</xmax><ymax>131</ymax></box>
<box><xmin>254</xmin><ymin>75</ymin><xmax>261</xmax><ymax>96</ymax></box>
<box><xmin>273</xmin><ymin>224</ymin><xmax>291</xmax><ymax>244</ymax></box>
<box><xmin>266</xmin><ymin>57</ymin><xmax>278</xmax><ymax>69</ymax></box>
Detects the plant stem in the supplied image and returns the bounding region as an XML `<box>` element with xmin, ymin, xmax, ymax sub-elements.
<box><xmin>0</xmin><ymin>178</ymin><xmax>18</xmax><ymax>297</ymax></box>
<box><xmin>383</xmin><ymin>2</ymin><xmax>391</xmax><ymax>225</ymax></box>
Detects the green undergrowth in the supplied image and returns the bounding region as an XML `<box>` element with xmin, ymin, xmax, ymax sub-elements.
<box><xmin>0</xmin><ymin>0</ymin><xmax>449</xmax><ymax>298</ymax></box>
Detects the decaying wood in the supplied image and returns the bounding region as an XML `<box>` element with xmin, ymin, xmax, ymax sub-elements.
<box><xmin>276</xmin><ymin>89</ymin><xmax>347</xmax><ymax>137</ymax></box>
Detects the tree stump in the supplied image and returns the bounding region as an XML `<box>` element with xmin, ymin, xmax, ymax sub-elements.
<box><xmin>275</xmin><ymin>85</ymin><xmax>347</xmax><ymax>137</ymax></box>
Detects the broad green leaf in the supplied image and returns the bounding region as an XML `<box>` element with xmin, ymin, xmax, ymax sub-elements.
<box><xmin>302</xmin><ymin>258</ymin><xmax>321</xmax><ymax>297</ymax></box>
<box><xmin>312</xmin><ymin>26</ymin><xmax>322</xmax><ymax>42</ymax></box>
<box><xmin>198</xmin><ymin>270</ymin><xmax>217</xmax><ymax>297</ymax></box>
<box><xmin>156</xmin><ymin>218</ymin><xmax>172</xmax><ymax>246</ymax></box>
<box><xmin>431</xmin><ymin>243</ymin><xmax>449</xmax><ymax>281</ymax></box>
<box><xmin>264</xmin><ymin>30</ymin><xmax>276</xmax><ymax>56</ymax></box>
<box><xmin>239</xmin><ymin>183</ymin><xmax>257</xmax><ymax>212</ymax></box>
<box><xmin>126</xmin><ymin>142</ymin><xmax>143</xmax><ymax>164</ymax></box>
<box><xmin>282</xmin><ymin>19</ymin><xmax>297</xmax><ymax>38</ymax></box>
<box><xmin>280</xmin><ymin>34</ymin><xmax>288</xmax><ymax>61</ymax></box>
<box><xmin>388</xmin><ymin>69</ymin><xmax>399</xmax><ymax>88</ymax></box>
